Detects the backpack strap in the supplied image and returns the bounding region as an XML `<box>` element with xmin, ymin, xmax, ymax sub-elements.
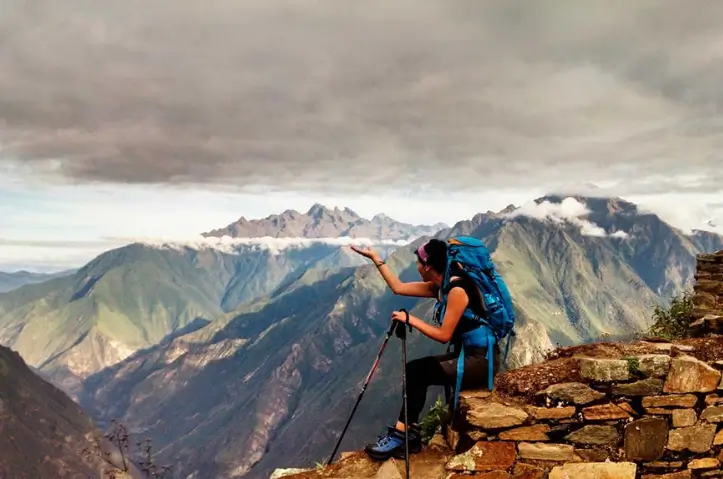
<box><xmin>451</xmin><ymin>325</ymin><xmax>497</xmax><ymax>420</ymax></box>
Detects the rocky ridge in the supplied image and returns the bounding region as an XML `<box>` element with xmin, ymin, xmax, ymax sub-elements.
<box><xmin>277</xmin><ymin>337</ymin><xmax>723</xmax><ymax>479</ymax></box>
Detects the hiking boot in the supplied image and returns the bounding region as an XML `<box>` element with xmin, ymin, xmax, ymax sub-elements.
<box><xmin>364</xmin><ymin>425</ymin><xmax>422</xmax><ymax>461</ymax></box>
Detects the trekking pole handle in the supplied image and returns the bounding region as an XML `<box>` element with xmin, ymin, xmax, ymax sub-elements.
<box><xmin>395</xmin><ymin>308</ymin><xmax>412</xmax><ymax>338</ymax></box>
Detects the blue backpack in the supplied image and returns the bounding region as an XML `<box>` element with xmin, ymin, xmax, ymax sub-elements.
<box><xmin>432</xmin><ymin>236</ymin><xmax>516</xmax><ymax>417</ymax></box>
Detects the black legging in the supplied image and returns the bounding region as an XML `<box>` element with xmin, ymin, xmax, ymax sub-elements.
<box><xmin>398</xmin><ymin>345</ymin><xmax>501</xmax><ymax>425</ymax></box>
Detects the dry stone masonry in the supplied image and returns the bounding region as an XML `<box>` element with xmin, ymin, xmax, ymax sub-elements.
<box><xmin>691</xmin><ymin>251</ymin><xmax>723</xmax><ymax>334</ymax></box>
<box><xmin>441</xmin><ymin>341</ymin><xmax>723</xmax><ymax>479</ymax></box>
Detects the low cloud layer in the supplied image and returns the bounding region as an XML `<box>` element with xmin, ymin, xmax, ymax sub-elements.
<box><xmin>0</xmin><ymin>235</ymin><xmax>411</xmax><ymax>271</ymax></box>
<box><xmin>2</xmin><ymin>0</ymin><xmax>723</xmax><ymax>196</ymax></box>
<box><xmin>126</xmin><ymin>235</ymin><xmax>410</xmax><ymax>255</ymax></box>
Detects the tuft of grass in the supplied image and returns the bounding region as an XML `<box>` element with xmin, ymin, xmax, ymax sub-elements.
<box><xmin>622</xmin><ymin>356</ymin><xmax>642</xmax><ymax>376</ymax></box>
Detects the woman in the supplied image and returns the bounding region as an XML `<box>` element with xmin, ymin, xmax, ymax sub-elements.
<box><xmin>350</xmin><ymin>239</ymin><xmax>500</xmax><ymax>461</ymax></box>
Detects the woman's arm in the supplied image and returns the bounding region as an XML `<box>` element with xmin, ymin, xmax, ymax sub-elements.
<box><xmin>376</xmin><ymin>262</ymin><xmax>436</xmax><ymax>297</ymax></box>
<box><xmin>349</xmin><ymin>245</ymin><xmax>436</xmax><ymax>298</ymax></box>
<box><xmin>394</xmin><ymin>287</ymin><xmax>468</xmax><ymax>343</ymax></box>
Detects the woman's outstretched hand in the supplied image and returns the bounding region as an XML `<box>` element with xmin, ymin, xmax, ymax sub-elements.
<box><xmin>349</xmin><ymin>245</ymin><xmax>380</xmax><ymax>263</ymax></box>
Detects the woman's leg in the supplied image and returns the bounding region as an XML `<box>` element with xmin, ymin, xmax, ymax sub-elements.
<box><xmin>364</xmin><ymin>353</ymin><xmax>455</xmax><ymax>460</ymax></box>
<box><xmin>395</xmin><ymin>354</ymin><xmax>453</xmax><ymax>430</ymax></box>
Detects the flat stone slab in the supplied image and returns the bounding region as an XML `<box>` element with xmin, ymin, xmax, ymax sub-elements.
<box><xmin>549</xmin><ymin>462</ymin><xmax>637</xmax><ymax>479</ymax></box>
<box><xmin>463</xmin><ymin>401</ymin><xmax>528</xmax><ymax>429</ymax></box>
<box><xmin>497</xmin><ymin>424</ymin><xmax>550</xmax><ymax>441</ymax></box>
<box><xmin>525</xmin><ymin>405</ymin><xmax>576</xmax><ymax>419</ymax></box>
<box><xmin>517</xmin><ymin>442</ymin><xmax>575</xmax><ymax>462</ymax></box>
<box><xmin>612</xmin><ymin>378</ymin><xmax>664</xmax><ymax>396</ymax></box>
<box><xmin>667</xmin><ymin>423</ymin><xmax>717</xmax><ymax>453</ymax></box>
<box><xmin>688</xmin><ymin>457</ymin><xmax>720</xmax><ymax>470</ymax></box>
<box><xmin>641</xmin><ymin>394</ymin><xmax>698</xmax><ymax>408</ymax></box>
<box><xmin>445</xmin><ymin>442</ymin><xmax>517</xmax><ymax>472</ymax></box>
<box><xmin>565</xmin><ymin>425</ymin><xmax>619</xmax><ymax>445</ymax></box>
<box><xmin>579</xmin><ymin>358</ymin><xmax>631</xmax><ymax>382</ymax></box>
<box><xmin>582</xmin><ymin>403</ymin><xmax>631</xmax><ymax>421</ymax></box>
<box><xmin>671</xmin><ymin>409</ymin><xmax>697</xmax><ymax>427</ymax></box>
<box><xmin>543</xmin><ymin>382</ymin><xmax>606</xmax><ymax>405</ymax></box>
<box><xmin>636</xmin><ymin>354</ymin><xmax>671</xmax><ymax>378</ymax></box>
<box><xmin>700</xmin><ymin>405</ymin><xmax>723</xmax><ymax>422</ymax></box>
<box><xmin>663</xmin><ymin>355</ymin><xmax>721</xmax><ymax>393</ymax></box>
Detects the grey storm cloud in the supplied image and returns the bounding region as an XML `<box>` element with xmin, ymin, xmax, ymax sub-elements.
<box><xmin>1</xmin><ymin>0</ymin><xmax>723</xmax><ymax>195</ymax></box>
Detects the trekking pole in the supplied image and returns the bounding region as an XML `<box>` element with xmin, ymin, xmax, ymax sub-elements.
<box><xmin>326</xmin><ymin>320</ymin><xmax>397</xmax><ymax>466</ymax></box>
<box><xmin>395</xmin><ymin>308</ymin><xmax>412</xmax><ymax>479</ymax></box>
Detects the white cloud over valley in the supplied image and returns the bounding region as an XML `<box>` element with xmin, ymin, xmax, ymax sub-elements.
<box><xmin>503</xmin><ymin>197</ymin><xmax>628</xmax><ymax>238</ymax></box>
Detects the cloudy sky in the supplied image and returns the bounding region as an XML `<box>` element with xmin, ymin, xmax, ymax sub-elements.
<box><xmin>1</xmin><ymin>0</ymin><xmax>723</xmax><ymax>271</ymax></box>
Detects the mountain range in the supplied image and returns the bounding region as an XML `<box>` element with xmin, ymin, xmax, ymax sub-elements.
<box><xmin>0</xmin><ymin>269</ymin><xmax>75</xmax><ymax>293</ymax></box>
<box><xmin>1</xmin><ymin>197</ymin><xmax>722</xmax><ymax>478</ymax></box>
<box><xmin>202</xmin><ymin>203</ymin><xmax>448</xmax><ymax>239</ymax></box>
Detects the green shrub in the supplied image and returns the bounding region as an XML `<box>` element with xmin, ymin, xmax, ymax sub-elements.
<box><xmin>419</xmin><ymin>396</ymin><xmax>447</xmax><ymax>443</ymax></box>
<box><xmin>647</xmin><ymin>289</ymin><xmax>694</xmax><ymax>341</ymax></box>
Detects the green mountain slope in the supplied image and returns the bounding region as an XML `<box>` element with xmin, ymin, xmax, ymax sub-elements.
<box><xmin>0</xmin><ymin>240</ymin><xmax>399</xmax><ymax>400</ymax></box>
<box><xmin>79</xmin><ymin>195</ymin><xmax>723</xmax><ymax>479</ymax></box>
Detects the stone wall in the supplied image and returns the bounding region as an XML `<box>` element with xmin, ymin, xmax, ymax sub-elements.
<box><xmin>442</xmin><ymin>339</ymin><xmax>723</xmax><ymax>478</ymax></box>
<box><xmin>692</xmin><ymin>250</ymin><xmax>723</xmax><ymax>333</ymax></box>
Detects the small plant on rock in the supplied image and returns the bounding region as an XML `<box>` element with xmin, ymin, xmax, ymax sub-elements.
<box><xmin>419</xmin><ymin>396</ymin><xmax>447</xmax><ymax>443</ymax></box>
<box><xmin>647</xmin><ymin>289</ymin><xmax>695</xmax><ymax>341</ymax></box>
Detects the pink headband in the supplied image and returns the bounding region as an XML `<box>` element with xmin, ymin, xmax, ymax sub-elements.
<box><xmin>416</xmin><ymin>241</ymin><xmax>429</xmax><ymax>264</ymax></box>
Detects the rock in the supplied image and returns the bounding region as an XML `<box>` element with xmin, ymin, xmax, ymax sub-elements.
<box><xmin>464</xmin><ymin>402</ymin><xmax>529</xmax><ymax>429</ymax></box>
<box><xmin>624</xmin><ymin>417</ymin><xmax>668</xmax><ymax>462</ymax></box>
<box><xmin>270</xmin><ymin>468</ymin><xmax>311</xmax><ymax>478</ymax></box>
<box><xmin>579</xmin><ymin>358</ymin><xmax>631</xmax><ymax>382</ymax></box>
<box><xmin>663</xmin><ymin>355</ymin><xmax>722</xmax><ymax>393</ymax></box>
<box><xmin>582</xmin><ymin>403</ymin><xmax>631</xmax><ymax>421</ymax></box>
<box><xmin>640</xmin><ymin>472</ymin><xmax>691</xmax><ymax>479</ymax></box>
<box><xmin>640</xmin><ymin>341</ymin><xmax>695</xmax><ymax>352</ymax></box>
<box><xmin>637</xmin><ymin>354</ymin><xmax>672</xmax><ymax>378</ymax></box>
<box><xmin>667</xmin><ymin>423</ymin><xmax>717</xmax><ymax>453</ymax></box>
<box><xmin>498</xmin><ymin>424</ymin><xmax>550</xmax><ymax>441</ymax></box>
<box><xmin>549</xmin><ymin>462</ymin><xmax>637</xmax><ymax>479</ymax></box>
<box><xmin>688</xmin><ymin>457</ymin><xmax>720</xmax><ymax>470</ymax></box>
<box><xmin>517</xmin><ymin>442</ymin><xmax>575</xmax><ymax>461</ymax></box>
<box><xmin>642</xmin><ymin>394</ymin><xmax>698</xmax><ymax>408</ymax></box>
<box><xmin>512</xmin><ymin>463</ymin><xmax>546</xmax><ymax>479</ymax></box>
<box><xmin>565</xmin><ymin>425</ymin><xmax>619</xmax><ymax>445</ymax></box>
<box><xmin>447</xmin><ymin>472</ymin><xmax>511</xmax><ymax>479</ymax></box>
<box><xmin>644</xmin><ymin>408</ymin><xmax>677</xmax><ymax>415</ymax></box>
<box><xmin>525</xmin><ymin>405</ymin><xmax>576</xmax><ymax>419</ymax></box>
<box><xmin>642</xmin><ymin>461</ymin><xmax>684</xmax><ymax>469</ymax></box>
<box><xmin>445</xmin><ymin>442</ymin><xmax>517</xmax><ymax>472</ymax></box>
<box><xmin>427</xmin><ymin>432</ymin><xmax>449</xmax><ymax>451</ymax></box>
<box><xmin>612</xmin><ymin>378</ymin><xmax>664</xmax><ymax>396</ymax></box>
<box><xmin>617</xmin><ymin>402</ymin><xmax>637</xmax><ymax>415</ymax></box>
<box><xmin>672</xmin><ymin>409</ymin><xmax>697</xmax><ymax>428</ymax></box>
<box><xmin>375</xmin><ymin>460</ymin><xmax>403</xmax><ymax>479</ymax></box>
<box><xmin>714</xmin><ymin>428</ymin><xmax>723</xmax><ymax>446</ymax></box>
<box><xmin>700</xmin><ymin>405</ymin><xmax>723</xmax><ymax>422</ymax></box>
<box><xmin>543</xmin><ymin>382</ymin><xmax>605</xmax><ymax>405</ymax></box>
<box><xmin>575</xmin><ymin>448</ymin><xmax>609</xmax><ymax>462</ymax></box>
